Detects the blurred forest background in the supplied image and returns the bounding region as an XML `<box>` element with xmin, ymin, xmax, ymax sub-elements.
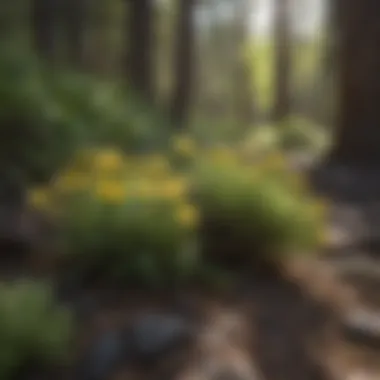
<box><xmin>2</xmin><ymin>0</ymin><xmax>378</xmax><ymax>178</ymax></box>
<box><xmin>0</xmin><ymin>0</ymin><xmax>338</xmax><ymax>186</ymax></box>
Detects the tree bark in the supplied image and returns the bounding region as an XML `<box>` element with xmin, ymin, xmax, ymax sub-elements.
<box><xmin>233</xmin><ymin>0</ymin><xmax>255</xmax><ymax>127</ymax></box>
<box><xmin>62</xmin><ymin>0</ymin><xmax>87</xmax><ymax>68</ymax></box>
<box><xmin>329</xmin><ymin>0</ymin><xmax>380</xmax><ymax>166</ymax></box>
<box><xmin>31</xmin><ymin>0</ymin><xmax>57</xmax><ymax>61</ymax></box>
<box><xmin>323</xmin><ymin>0</ymin><xmax>339</xmax><ymax>76</ymax></box>
<box><xmin>170</xmin><ymin>0</ymin><xmax>195</xmax><ymax>129</ymax></box>
<box><xmin>272</xmin><ymin>0</ymin><xmax>291</xmax><ymax>122</ymax></box>
<box><xmin>128</xmin><ymin>0</ymin><xmax>155</xmax><ymax>103</ymax></box>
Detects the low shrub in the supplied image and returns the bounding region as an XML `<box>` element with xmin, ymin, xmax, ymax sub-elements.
<box><xmin>168</xmin><ymin>133</ymin><xmax>199</xmax><ymax>171</ymax></box>
<box><xmin>0</xmin><ymin>45</ymin><xmax>170</xmax><ymax>187</ymax></box>
<box><xmin>279</xmin><ymin>115</ymin><xmax>330</xmax><ymax>154</ymax></box>
<box><xmin>27</xmin><ymin>143</ymin><xmax>328</xmax><ymax>281</ymax></box>
<box><xmin>28</xmin><ymin>148</ymin><xmax>200</xmax><ymax>286</ymax></box>
<box><xmin>0</xmin><ymin>46</ymin><xmax>84</xmax><ymax>185</ymax></box>
<box><xmin>192</xmin><ymin>149</ymin><xmax>328</xmax><ymax>269</ymax></box>
<box><xmin>47</xmin><ymin>71</ymin><xmax>171</xmax><ymax>153</ymax></box>
<box><xmin>241</xmin><ymin>115</ymin><xmax>330</xmax><ymax>160</ymax></box>
<box><xmin>0</xmin><ymin>281</ymin><xmax>73</xmax><ymax>379</ymax></box>
<box><xmin>241</xmin><ymin>123</ymin><xmax>280</xmax><ymax>159</ymax></box>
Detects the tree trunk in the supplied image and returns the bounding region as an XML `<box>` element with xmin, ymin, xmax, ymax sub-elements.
<box><xmin>233</xmin><ymin>0</ymin><xmax>255</xmax><ymax>128</ymax></box>
<box><xmin>323</xmin><ymin>0</ymin><xmax>339</xmax><ymax>76</ymax></box>
<box><xmin>272</xmin><ymin>0</ymin><xmax>291</xmax><ymax>122</ymax></box>
<box><xmin>128</xmin><ymin>0</ymin><xmax>155</xmax><ymax>103</ymax></box>
<box><xmin>31</xmin><ymin>0</ymin><xmax>57</xmax><ymax>61</ymax></box>
<box><xmin>170</xmin><ymin>0</ymin><xmax>195</xmax><ymax>129</ymax></box>
<box><xmin>329</xmin><ymin>0</ymin><xmax>380</xmax><ymax>166</ymax></box>
<box><xmin>63</xmin><ymin>0</ymin><xmax>87</xmax><ymax>68</ymax></box>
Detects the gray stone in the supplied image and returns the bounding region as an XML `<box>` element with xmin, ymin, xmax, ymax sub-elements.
<box><xmin>345</xmin><ymin>309</ymin><xmax>380</xmax><ymax>331</ymax></box>
<box><xmin>75</xmin><ymin>313</ymin><xmax>195</xmax><ymax>380</ymax></box>
<box><xmin>128</xmin><ymin>313</ymin><xmax>195</xmax><ymax>360</ymax></box>
<box><xmin>342</xmin><ymin>309</ymin><xmax>380</xmax><ymax>349</ymax></box>
<box><xmin>75</xmin><ymin>330</ymin><xmax>128</xmax><ymax>380</ymax></box>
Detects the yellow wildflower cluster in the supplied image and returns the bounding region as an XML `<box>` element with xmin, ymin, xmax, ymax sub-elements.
<box><xmin>95</xmin><ymin>180</ymin><xmax>127</xmax><ymax>202</ymax></box>
<box><xmin>27</xmin><ymin>148</ymin><xmax>200</xmax><ymax>230</ymax></box>
<box><xmin>174</xmin><ymin>203</ymin><xmax>199</xmax><ymax>228</ymax></box>
<box><xmin>206</xmin><ymin>146</ymin><xmax>240</xmax><ymax>166</ymax></box>
<box><xmin>93</xmin><ymin>149</ymin><xmax>125</xmax><ymax>172</ymax></box>
<box><xmin>171</xmin><ymin>135</ymin><xmax>197</xmax><ymax>157</ymax></box>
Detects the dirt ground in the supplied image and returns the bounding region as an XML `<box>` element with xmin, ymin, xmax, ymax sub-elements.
<box><xmin>53</xmin><ymin>257</ymin><xmax>376</xmax><ymax>380</ymax></box>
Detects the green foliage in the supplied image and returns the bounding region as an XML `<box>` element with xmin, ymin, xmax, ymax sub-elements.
<box><xmin>28</xmin><ymin>143</ymin><xmax>328</xmax><ymax>280</ymax></box>
<box><xmin>245</xmin><ymin>41</ymin><xmax>274</xmax><ymax>113</ymax></box>
<box><xmin>0</xmin><ymin>45</ymin><xmax>170</xmax><ymax>186</ymax></box>
<box><xmin>28</xmin><ymin>149</ymin><xmax>200</xmax><ymax>287</ymax></box>
<box><xmin>48</xmin><ymin>71</ymin><xmax>171</xmax><ymax>153</ymax></box>
<box><xmin>0</xmin><ymin>46</ymin><xmax>84</xmax><ymax>184</ymax></box>
<box><xmin>293</xmin><ymin>40</ymin><xmax>324</xmax><ymax>94</ymax></box>
<box><xmin>190</xmin><ymin>116</ymin><xmax>244</xmax><ymax>145</ymax></box>
<box><xmin>245</xmin><ymin>39</ymin><xmax>323</xmax><ymax>114</ymax></box>
<box><xmin>242</xmin><ymin>115</ymin><xmax>329</xmax><ymax>158</ymax></box>
<box><xmin>0</xmin><ymin>281</ymin><xmax>73</xmax><ymax>379</ymax></box>
<box><xmin>279</xmin><ymin>115</ymin><xmax>330</xmax><ymax>153</ymax></box>
<box><xmin>242</xmin><ymin>123</ymin><xmax>280</xmax><ymax>158</ymax></box>
<box><xmin>193</xmin><ymin>150</ymin><xmax>327</xmax><ymax>266</ymax></box>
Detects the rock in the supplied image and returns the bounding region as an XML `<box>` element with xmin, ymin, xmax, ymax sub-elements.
<box><xmin>127</xmin><ymin>313</ymin><xmax>195</xmax><ymax>362</ymax></box>
<box><xmin>211</xmin><ymin>369</ymin><xmax>257</xmax><ymax>380</ymax></box>
<box><xmin>75</xmin><ymin>330</ymin><xmax>128</xmax><ymax>380</ymax></box>
<box><xmin>342</xmin><ymin>309</ymin><xmax>380</xmax><ymax>349</ymax></box>
<box><xmin>75</xmin><ymin>313</ymin><xmax>195</xmax><ymax>380</ymax></box>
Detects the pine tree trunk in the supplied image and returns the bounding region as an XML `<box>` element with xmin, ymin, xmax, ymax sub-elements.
<box><xmin>272</xmin><ymin>0</ymin><xmax>291</xmax><ymax>122</ymax></box>
<box><xmin>233</xmin><ymin>0</ymin><xmax>255</xmax><ymax>127</ymax></box>
<box><xmin>63</xmin><ymin>0</ymin><xmax>87</xmax><ymax>68</ymax></box>
<box><xmin>329</xmin><ymin>0</ymin><xmax>380</xmax><ymax>166</ymax></box>
<box><xmin>170</xmin><ymin>0</ymin><xmax>195</xmax><ymax>129</ymax></box>
<box><xmin>31</xmin><ymin>0</ymin><xmax>57</xmax><ymax>61</ymax></box>
<box><xmin>128</xmin><ymin>0</ymin><xmax>155</xmax><ymax>103</ymax></box>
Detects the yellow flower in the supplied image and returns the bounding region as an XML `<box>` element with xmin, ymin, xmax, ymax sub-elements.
<box><xmin>130</xmin><ymin>179</ymin><xmax>155</xmax><ymax>198</ymax></box>
<box><xmin>207</xmin><ymin>147</ymin><xmax>238</xmax><ymax>165</ymax></box>
<box><xmin>71</xmin><ymin>148</ymin><xmax>97</xmax><ymax>170</ymax></box>
<box><xmin>28</xmin><ymin>188</ymin><xmax>50</xmax><ymax>209</ymax></box>
<box><xmin>175</xmin><ymin>204</ymin><xmax>199</xmax><ymax>228</ymax></box>
<box><xmin>93</xmin><ymin>149</ymin><xmax>124</xmax><ymax>172</ymax></box>
<box><xmin>95</xmin><ymin>181</ymin><xmax>126</xmax><ymax>203</ymax></box>
<box><xmin>171</xmin><ymin>135</ymin><xmax>197</xmax><ymax>157</ymax></box>
<box><xmin>159</xmin><ymin>178</ymin><xmax>188</xmax><ymax>199</ymax></box>
<box><xmin>53</xmin><ymin>172</ymin><xmax>89</xmax><ymax>192</ymax></box>
<box><xmin>141</xmin><ymin>155</ymin><xmax>171</xmax><ymax>177</ymax></box>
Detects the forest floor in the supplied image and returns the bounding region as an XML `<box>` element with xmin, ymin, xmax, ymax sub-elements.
<box><xmin>6</xmin><ymin>164</ymin><xmax>380</xmax><ymax>380</ymax></box>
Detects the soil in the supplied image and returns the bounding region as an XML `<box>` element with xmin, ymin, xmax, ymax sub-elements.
<box><xmin>3</xmin><ymin>251</ymin><xmax>380</xmax><ymax>380</ymax></box>
<box><xmin>28</xmin><ymin>262</ymin><xmax>356</xmax><ymax>380</ymax></box>
<box><xmin>5</xmin><ymin>163</ymin><xmax>380</xmax><ymax>380</ymax></box>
